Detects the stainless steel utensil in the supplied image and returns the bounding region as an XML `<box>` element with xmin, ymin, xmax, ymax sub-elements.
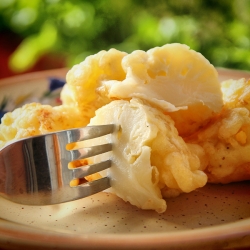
<box><xmin>0</xmin><ymin>124</ymin><xmax>114</xmax><ymax>205</ymax></box>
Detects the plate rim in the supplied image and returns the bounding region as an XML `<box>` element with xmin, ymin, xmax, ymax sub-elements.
<box><xmin>0</xmin><ymin>217</ymin><xmax>250</xmax><ymax>249</ymax></box>
<box><xmin>0</xmin><ymin>68</ymin><xmax>68</xmax><ymax>87</ymax></box>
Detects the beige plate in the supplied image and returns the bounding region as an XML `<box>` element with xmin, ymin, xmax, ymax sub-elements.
<box><xmin>0</xmin><ymin>68</ymin><xmax>250</xmax><ymax>250</ymax></box>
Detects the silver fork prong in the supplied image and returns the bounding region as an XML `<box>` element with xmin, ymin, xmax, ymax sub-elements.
<box><xmin>71</xmin><ymin>143</ymin><xmax>112</xmax><ymax>160</ymax></box>
<box><xmin>76</xmin><ymin>177</ymin><xmax>110</xmax><ymax>197</ymax></box>
<box><xmin>72</xmin><ymin>160</ymin><xmax>111</xmax><ymax>179</ymax></box>
<box><xmin>63</xmin><ymin>124</ymin><xmax>115</xmax><ymax>143</ymax></box>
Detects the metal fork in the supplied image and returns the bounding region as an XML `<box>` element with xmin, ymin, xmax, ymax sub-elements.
<box><xmin>0</xmin><ymin>124</ymin><xmax>114</xmax><ymax>205</ymax></box>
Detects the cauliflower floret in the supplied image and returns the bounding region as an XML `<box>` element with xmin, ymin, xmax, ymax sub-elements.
<box><xmin>85</xmin><ymin>98</ymin><xmax>207</xmax><ymax>213</ymax></box>
<box><xmin>0</xmin><ymin>103</ymin><xmax>87</xmax><ymax>148</ymax></box>
<box><xmin>62</xmin><ymin>44</ymin><xmax>223</xmax><ymax>137</ymax></box>
<box><xmin>61</xmin><ymin>49</ymin><xmax>127</xmax><ymax>122</ymax></box>
<box><xmin>222</xmin><ymin>78</ymin><xmax>250</xmax><ymax>111</ymax></box>
<box><xmin>187</xmin><ymin>107</ymin><xmax>250</xmax><ymax>183</ymax></box>
<box><xmin>186</xmin><ymin>79</ymin><xmax>250</xmax><ymax>184</ymax></box>
<box><xmin>103</xmin><ymin>44</ymin><xmax>223</xmax><ymax>136</ymax></box>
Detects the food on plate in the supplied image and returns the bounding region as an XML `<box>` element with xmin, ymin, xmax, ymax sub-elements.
<box><xmin>186</xmin><ymin>78</ymin><xmax>250</xmax><ymax>183</ymax></box>
<box><xmin>0</xmin><ymin>103</ymin><xmax>86</xmax><ymax>148</ymax></box>
<box><xmin>61</xmin><ymin>49</ymin><xmax>127</xmax><ymax>126</ymax></box>
<box><xmin>0</xmin><ymin>43</ymin><xmax>249</xmax><ymax>213</ymax></box>
<box><xmin>85</xmin><ymin>98</ymin><xmax>207</xmax><ymax>213</ymax></box>
<box><xmin>62</xmin><ymin>43</ymin><xmax>223</xmax><ymax>137</ymax></box>
<box><xmin>221</xmin><ymin>78</ymin><xmax>250</xmax><ymax>110</ymax></box>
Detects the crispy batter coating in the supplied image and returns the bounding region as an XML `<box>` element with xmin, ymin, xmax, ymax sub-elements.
<box><xmin>86</xmin><ymin>98</ymin><xmax>207</xmax><ymax>213</ymax></box>
<box><xmin>61</xmin><ymin>49</ymin><xmax>127</xmax><ymax>122</ymax></box>
<box><xmin>62</xmin><ymin>44</ymin><xmax>223</xmax><ymax>137</ymax></box>
<box><xmin>186</xmin><ymin>78</ymin><xmax>250</xmax><ymax>183</ymax></box>
<box><xmin>0</xmin><ymin>103</ymin><xmax>86</xmax><ymax>148</ymax></box>
<box><xmin>222</xmin><ymin>78</ymin><xmax>250</xmax><ymax>110</ymax></box>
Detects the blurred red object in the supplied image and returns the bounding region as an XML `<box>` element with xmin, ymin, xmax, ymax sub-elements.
<box><xmin>0</xmin><ymin>30</ymin><xmax>66</xmax><ymax>79</ymax></box>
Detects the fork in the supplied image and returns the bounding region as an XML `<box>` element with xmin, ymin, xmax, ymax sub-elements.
<box><xmin>0</xmin><ymin>124</ymin><xmax>114</xmax><ymax>205</ymax></box>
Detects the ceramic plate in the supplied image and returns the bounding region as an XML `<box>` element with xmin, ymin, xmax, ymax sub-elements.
<box><xmin>0</xmin><ymin>68</ymin><xmax>250</xmax><ymax>250</ymax></box>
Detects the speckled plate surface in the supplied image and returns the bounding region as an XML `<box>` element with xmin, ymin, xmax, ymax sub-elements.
<box><xmin>0</xmin><ymin>68</ymin><xmax>250</xmax><ymax>250</ymax></box>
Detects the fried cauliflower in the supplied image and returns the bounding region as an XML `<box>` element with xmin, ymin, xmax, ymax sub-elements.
<box><xmin>186</xmin><ymin>78</ymin><xmax>250</xmax><ymax>183</ymax></box>
<box><xmin>0</xmin><ymin>103</ymin><xmax>86</xmax><ymax>148</ymax></box>
<box><xmin>221</xmin><ymin>78</ymin><xmax>250</xmax><ymax>110</ymax></box>
<box><xmin>62</xmin><ymin>43</ymin><xmax>223</xmax><ymax>137</ymax></box>
<box><xmin>85</xmin><ymin>98</ymin><xmax>207</xmax><ymax>213</ymax></box>
<box><xmin>61</xmin><ymin>48</ymin><xmax>127</xmax><ymax>124</ymax></box>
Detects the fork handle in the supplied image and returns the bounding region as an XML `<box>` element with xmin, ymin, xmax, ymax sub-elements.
<box><xmin>0</xmin><ymin>138</ymin><xmax>51</xmax><ymax>200</ymax></box>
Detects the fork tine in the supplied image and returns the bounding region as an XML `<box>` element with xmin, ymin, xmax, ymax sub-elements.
<box><xmin>71</xmin><ymin>143</ymin><xmax>112</xmax><ymax>160</ymax></box>
<box><xmin>76</xmin><ymin>177</ymin><xmax>110</xmax><ymax>197</ymax></box>
<box><xmin>72</xmin><ymin>159</ymin><xmax>111</xmax><ymax>179</ymax></box>
<box><xmin>63</xmin><ymin>124</ymin><xmax>115</xmax><ymax>143</ymax></box>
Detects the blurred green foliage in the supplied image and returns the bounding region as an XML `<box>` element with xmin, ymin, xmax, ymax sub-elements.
<box><xmin>1</xmin><ymin>0</ymin><xmax>250</xmax><ymax>72</ymax></box>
